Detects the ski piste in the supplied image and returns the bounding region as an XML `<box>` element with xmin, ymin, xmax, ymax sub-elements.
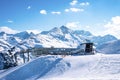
<box><xmin>0</xmin><ymin>54</ymin><xmax>120</xmax><ymax>80</ymax></box>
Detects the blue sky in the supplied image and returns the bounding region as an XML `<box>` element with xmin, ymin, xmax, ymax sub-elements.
<box><xmin>0</xmin><ymin>0</ymin><xmax>120</xmax><ymax>38</ymax></box>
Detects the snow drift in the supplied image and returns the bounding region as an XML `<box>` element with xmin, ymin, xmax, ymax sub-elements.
<box><xmin>1</xmin><ymin>54</ymin><xmax>120</xmax><ymax>80</ymax></box>
<box><xmin>0</xmin><ymin>56</ymin><xmax>70</xmax><ymax>80</ymax></box>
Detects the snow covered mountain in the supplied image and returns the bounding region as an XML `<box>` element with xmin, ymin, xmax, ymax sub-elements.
<box><xmin>40</xmin><ymin>26</ymin><xmax>85</xmax><ymax>47</ymax></box>
<box><xmin>97</xmin><ymin>40</ymin><xmax>120</xmax><ymax>54</ymax></box>
<box><xmin>73</xmin><ymin>30</ymin><xmax>92</xmax><ymax>36</ymax></box>
<box><xmin>0</xmin><ymin>26</ymin><xmax>118</xmax><ymax>53</ymax></box>
<box><xmin>14</xmin><ymin>31</ymin><xmax>31</xmax><ymax>39</ymax></box>
<box><xmin>0</xmin><ymin>26</ymin><xmax>120</xmax><ymax>80</ymax></box>
<box><xmin>40</xmin><ymin>25</ymin><xmax>117</xmax><ymax>48</ymax></box>
<box><xmin>91</xmin><ymin>34</ymin><xmax>117</xmax><ymax>46</ymax></box>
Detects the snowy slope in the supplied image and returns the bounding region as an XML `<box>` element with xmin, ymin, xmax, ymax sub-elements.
<box><xmin>40</xmin><ymin>26</ymin><xmax>83</xmax><ymax>47</ymax></box>
<box><xmin>97</xmin><ymin>40</ymin><xmax>120</xmax><ymax>54</ymax></box>
<box><xmin>40</xmin><ymin>26</ymin><xmax>117</xmax><ymax>48</ymax></box>
<box><xmin>0</xmin><ymin>26</ymin><xmax>117</xmax><ymax>52</ymax></box>
<box><xmin>91</xmin><ymin>34</ymin><xmax>117</xmax><ymax>46</ymax></box>
<box><xmin>0</xmin><ymin>54</ymin><xmax>120</xmax><ymax>80</ymax></box>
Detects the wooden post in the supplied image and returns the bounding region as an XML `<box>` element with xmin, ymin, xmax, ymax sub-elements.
<box><xmin>14</xmin><ymin>53</ymin><xmax>18</xmax><ymax>64</ymax></box>
<box><xmin>27</xmin><ymin>51</ymin><xmax>30</xmax><ymax>62</ymax></box>
<box><xmin>23</xmin><ymin>53</ymin><xmax>25</xmax><ymax>63</ymax></box>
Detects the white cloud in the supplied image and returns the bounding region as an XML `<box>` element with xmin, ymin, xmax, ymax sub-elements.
<box><xmin>104</xmin><ymin>16</ymin><xmax>120</xmax><ymax>38</ymax></box>
<box><xmin>66</xmin><ymin>1</ymin><xmax>89</xmax><ymax>13</ymax></box>
<box><xmin>26</xmin><ymin>30</ymin><xmax>40</xmax><ymax>34</ymax></box>
<box><xmin>27</xmin><ymin>6</ymin><xmax>31</xmax><ymax>10</ymax></box>
<box><xmin>40</xmin><ymin>10</ymin><xmax>47</xmax><ymax>15</ymax></box>
<box><xmin>70</xmin><ymin>0</ymin><xmax>78</xmax><ymax>6</ymax></box>
<box><xmin>51</xmin><ymin>11</ymin><xmax>61</xmax><ymax>15</ymax></box>
<box><xmin>7</xmin><ymin>19</ymin><xmax>13</xmax><ymax>23</ymax></box>
<box><xmin>65</xmin><ymin>9</ymin><xmax>69</xmax><ymax>12</ymax></box>
<box><xmin>80</xmin><ymin>2</ymin><xmax>90</xmax><ymax>6</ymax></box>
<box><xmin>0</xmin><ymin>26</ymin><xmax>18</xmax><ymax>34</ymax></box>
<box><xmin>111</xmin><ymin>16</ymin><xmax>120</xmax><ymax>25</ymax></box>
<box><xmin>66</xmin><ymin>22</ymin><xmax>80</xmax><ymax>29</ymax></box>
<box><xmin>65</xmin><ymin>8</ymin><xmax>84</xmax><ymax>12</ymax></box>
<box><xmin>70</xmin><ymin>8</ymin><xmax>84</xmax><ymax>12</ymax></box>
<box><xmin>85</xmin><ymin>26</ymin><xmax>90</xmax><ymax>28</ymax></box>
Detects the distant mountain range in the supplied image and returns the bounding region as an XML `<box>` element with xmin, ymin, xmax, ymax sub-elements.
<box><xmin>0</xmin><ymin>26</ymin><xmax>118</xmax><ymax>54</ymax></box>
<box><xmin>97</xmin><ymin>40</ymin><xmax>120</xmax><ymax>54</ymax></box>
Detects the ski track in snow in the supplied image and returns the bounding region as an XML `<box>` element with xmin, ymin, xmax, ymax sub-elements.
<box><xmin>90</xmin><ymin>54</ymin><xmax>120</xmax><ymax>76</ymax></box>
<box><xmin>0</xmin><ymin>54</ymin><xmax>120</xmax><ymax>80</ymax></box>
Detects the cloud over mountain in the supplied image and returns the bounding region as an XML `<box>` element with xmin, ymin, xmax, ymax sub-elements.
<box><xmin>0</xmin><ymin>26</ymin><xmax>18</xmax><ymax>34</ymax></box>
<box><xmin>104</xmin><ymin>16</ymin><xmax>120</xmax><ymax>38</ymax></box>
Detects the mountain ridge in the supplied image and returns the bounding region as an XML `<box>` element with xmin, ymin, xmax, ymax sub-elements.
<box><xmin>0</xmin><ymin>26</ymin><xmax>118</xmax><ymax>54</ymax></box>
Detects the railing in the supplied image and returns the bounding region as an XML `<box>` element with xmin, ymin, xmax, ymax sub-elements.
<box><xmin>0</xmin><ymin>47</ymin><xmax>95</xmax><ymax>70</ymax></box>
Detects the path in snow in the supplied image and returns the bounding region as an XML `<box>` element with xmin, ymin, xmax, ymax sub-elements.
<box><xmin>41</xmin><ymin>54</ymin><xmax>120</xmax><ymax>80</ymax></box>
<box><xmin>89</xmin><ymin>54</ymin><xmax>120</xmax><ymax>77</ymax></box>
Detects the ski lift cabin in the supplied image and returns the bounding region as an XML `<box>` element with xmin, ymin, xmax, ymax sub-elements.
<box><xmin>80</xmin><ymin>42</ymin><xmax>94</xmax><ymax>55</ymax></box>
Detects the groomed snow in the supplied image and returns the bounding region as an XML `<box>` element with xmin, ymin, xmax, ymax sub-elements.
<box><xmin>0</xmin><ymin>54</ymin><xmax>120</xmax><ymax>80</ymax></box>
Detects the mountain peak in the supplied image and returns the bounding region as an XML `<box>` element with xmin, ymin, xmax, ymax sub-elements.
<box><xmin>14</xmin><ymin>31</ymin><xmax>30</xmax><ymax>39</ymax></box>
<box><xmin>60</xmin><ymin>25</ymin><xmax>68</xmax><ymax>30</ymax></box>
<box><xmin>102</xmin><ymin>34</ymin><xmax>117</xmax><ymax>40</ymax></box>
<box><xmin>50</xmin><ymin>27</ymin><xmax>59</xmax><ymax>32</ymax></box>
<box><xmin>41</xmin><ymin>26</ymin><xmax>72</xmax><ymax>35</ymax></box>
<box><xmin>26</xmin><ymin>30</ymin><xmax>40</xmax><ymax>34</ymax></box>
<box><xmin>73</xmin><ymin>30</ymin><xmax>92</xmax><ymax>36</ymax></box>
<box><xmin>60</xmin><ymin>25</ymin><xmax>72</xmax><ymax>34</ymax></box>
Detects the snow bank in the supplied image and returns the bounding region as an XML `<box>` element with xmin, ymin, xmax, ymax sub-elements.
<box><xmin>0</xmin><ymin>54</ymin><xmax>120</xmax><ymax>80</ymax></box>
<box><xmin>0</xmin><ymin>55</ymin><xmax>70</xmax><ymax>80</ymax></box>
